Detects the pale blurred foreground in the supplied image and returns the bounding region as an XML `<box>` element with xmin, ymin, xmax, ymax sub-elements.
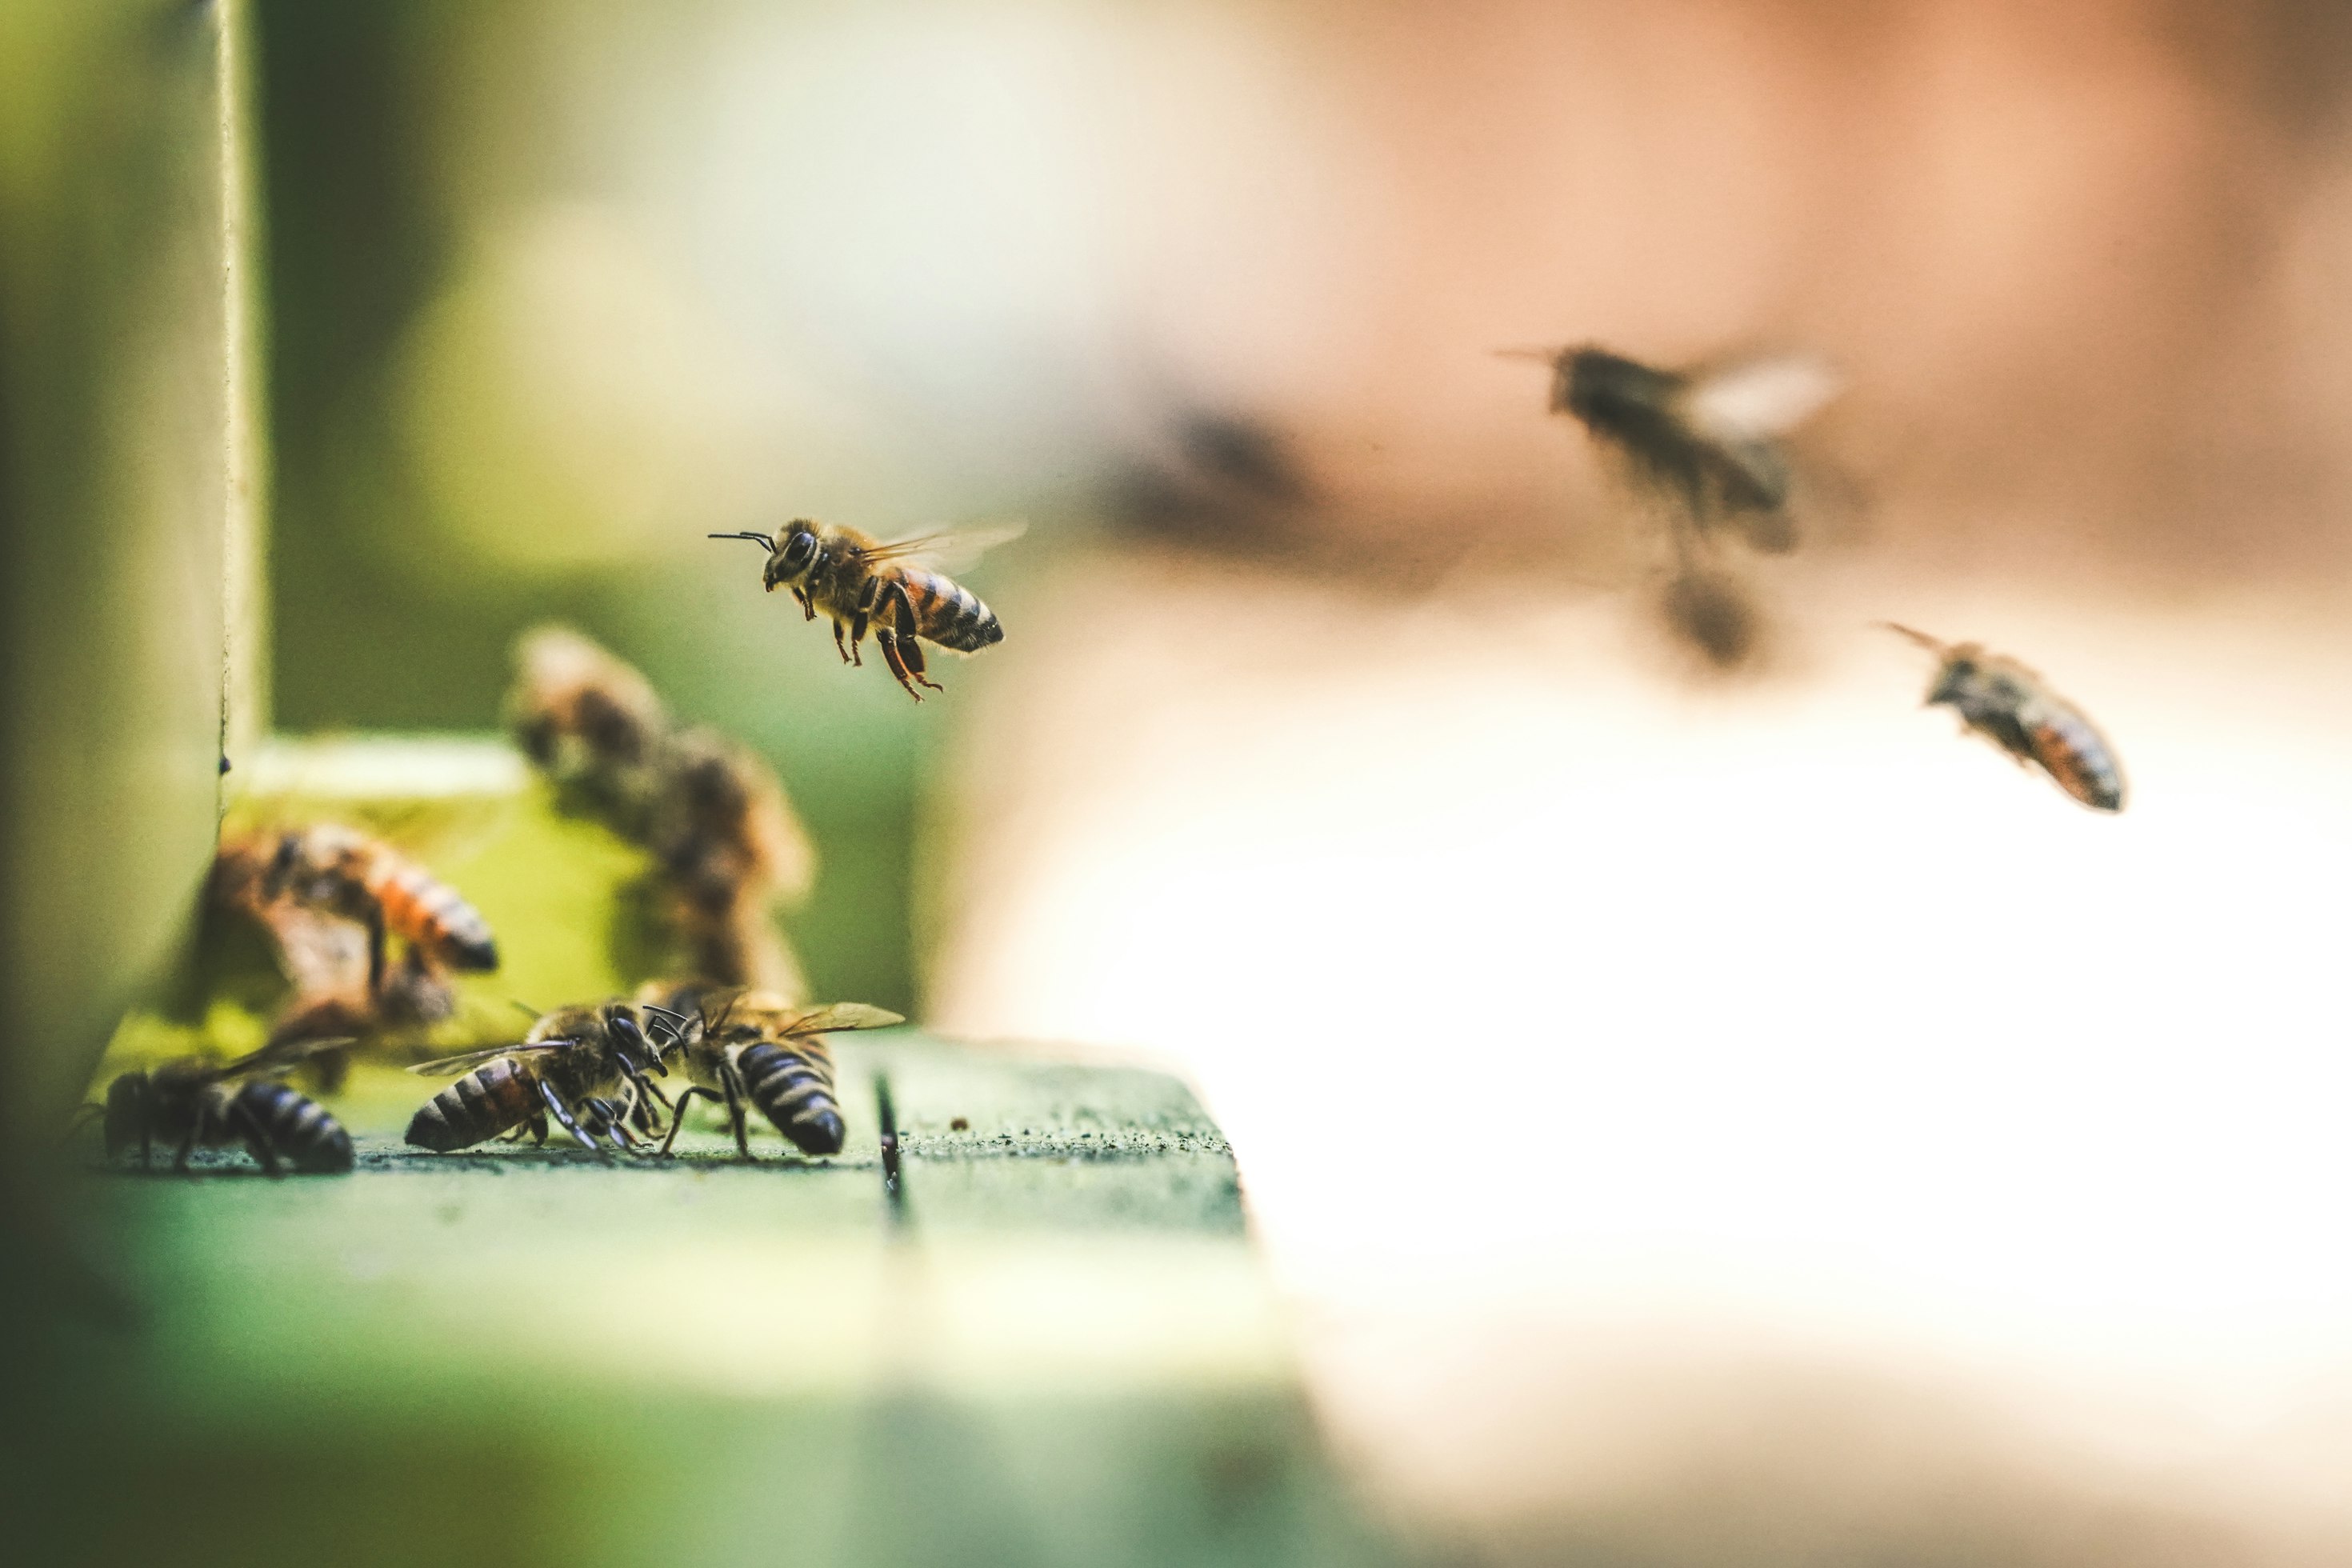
<box><xmin>933</xmin><ymin>552</ymin><xmax>2352</xmax><ymax>1565</ymax></box>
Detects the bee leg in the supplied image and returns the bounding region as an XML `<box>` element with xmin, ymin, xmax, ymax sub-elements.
<box><xmin>877</xmin><ymin>629</ymin><xmax>924</xmax><ymax>702</ymax></box>
<box><xmin>233</xmin><ymin>1102</ymin><xmax>284</xmax><ymax>1178</ymax></box>
<box><xmin>890</xmin><ymin>584</ymin><xmax>942</xmax><ymax>693</ymax></box>
<box><xmin>534</xmin><ymin>1079</ymin><xmax>602</xmax><ymax>1154</ymax></box>
<box><xmin>526</xmin><ymin>1111</ymin><xmax>549</xmax><ymax>1146</ymax></box>
<box><xmin>172</xmin><ymin>1106</ymin><xmax>207</xmax><ymax>1174</ymax></box>
<box><xmin>793</xmin><ymin>586</ymin><xmax>815</xmax><ymax>622</ymax></box>
<box><xmin>364</xmin><ymin>903</ymin><xmax>389</xmax><ymax>1001</ymax></box>
<box><xmin>656</xmin><ymin>1086</ymin><xmax>724</xmax><ymax>1156</ymax></box>
<box><xmin>846</xmin><ymin>606</ymin><xmax>869</xmax><ymax>666</ymax></box>
<box><xmin>720</xmin><ymin>1063</ymin><xmax>755</xmax><ymax>1160</ymax></box>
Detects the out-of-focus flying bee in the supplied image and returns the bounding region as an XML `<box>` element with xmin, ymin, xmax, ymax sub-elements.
<box><xmin>1882</xmin><ymin>624</ymin><xmax>2126</xmax><ymax>812</ymax></box>
<box><xmin>404</xmin><ymin>1002</ymin><xmax>671</xmax><ymax>1154</ymax></box>
<box><xmin>1658</xmin><ymin>570</ymin><xmax>1761</xmax><ymax>671</ymax></box>
<box><xmin>638</xmin><ymin>983</ymin><xmax>899</xmax><ymax>1158</ymax></box>
<box><xmin>708</xmin><ymin>521</ymin><xmax>1022</xmax><ymax>699</ymax></box>
<box><xmin>250</xmin><ymin>824</ymin><xmax>499</xmax><ymax>997</ymax></box>
<box><xmin>75</xmin><ymin>1037</ymin><xmax>357</xmax><ymax>1174</ymax></box>
<box><xmin>646</xmin><ymin>730</ymin><xmax>815</xmax><ymax>997</ymax></box>
<box><xmin>1502</xmin><ymin>345</ymin><xmax>1841</xmax><ymax>554</ymax></box>
<box><xmin>509</xmin><ymin>626</ymin><xmax>673</xmax><ymax>835</ymax></box>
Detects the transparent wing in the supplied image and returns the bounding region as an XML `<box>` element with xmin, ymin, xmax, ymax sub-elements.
<box><xmin>214</xmin><ymin>1034</ymin><xmax>360</xmax><ymax>1082</ymax></box>
<box><xmin>260</xmin><ymin>902</ymin><xmax>370</xmax><ymax>994</ymax></box>
<box><xmin>778</xmin><ymin>1002</ymin><xmax>906</xmax><ymax>1037</ymax></box>
<box><xmin>862</xmin><ymin>522</ymin><xmax>1027</xmax><ymax>572</ymax></box>
<box><xmin>406</xmin><ymin>1041</ymin><xmax>570</xmax><ymax>1077</ymax></box>
<box><xmin>1680</xmin><ymin>354</ymin><xmax>1841</xmax><ymax>443</ymax></box>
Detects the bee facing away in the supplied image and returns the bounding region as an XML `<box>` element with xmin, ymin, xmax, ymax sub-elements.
<box><xmin>1882</xmin><ymin>624</ymin><xmax>2126</xmax><ymax>813</ymax></box>
<box><xmin>640</xmin><ymin>983</ymin><xmax>900</xmax><ymax>1158</ymax></box>
<box><xmin>78</xmin><ymin>1037</ymin><xmax>356</xmax><ymax>1174</ymax></box>
<box><xmin>708</xmin><ymin>521</ymin><xmax>1021</xmax><ymax>699</ymax></box>
<box><xmin>256</xmin><ymin>824</ymin><xmax>499</xmax><ymax>998</ymax></box>
<box><xmin>404</xmin><ymin>1002</ymin><xmax>670</xmax><ymax>1154</ymax></box>
<box><xmin>1504</xmin><ymin>345</ymin><xmax>1841</xmax><ymax>554</ymax></box>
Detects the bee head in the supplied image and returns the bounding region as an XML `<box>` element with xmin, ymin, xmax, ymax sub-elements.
<box><xmin>603</xmin><ymin>1007</ymin><xmax>665</xmax><ymax>1078</ymax></box>
<box><xmin>763</xmin><ymin>522</ymin><xmax>822</xmax><ymax>591</ymax></box>
<box><xmin>1927</xmin><ymin>655</ymin><xmax>1978</xmax><ymax>707</ymax></box>
<box><xmin>102</xmin><ymin>1074</ymin><xmax>147</xmax><ymax>1158</ymax></box>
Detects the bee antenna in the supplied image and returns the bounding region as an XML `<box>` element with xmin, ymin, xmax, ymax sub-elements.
<box><xmin>1874</xmin><ymin>621</ymin><xmax>1947</xmax><ymax>655</ymax></box>
<box><xmin>510</xmin><ymin>999</ymin><xmax>541</xmax><ymax>1020</ymax></box>
<box><xmin>708</xmin><ymin>531</ymin><xmax>777</xmax><ymax>551</ymax></box>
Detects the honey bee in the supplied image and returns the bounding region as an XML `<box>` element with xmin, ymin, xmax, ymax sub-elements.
<box><xmin>254</xmin><ymin>824</ymin><xmax>499</xmax><ymax>998</ymax></box>
<box><xmin>1502</xmin><ymin>345</ymin><xmax>1840</xmax><ymax>554</ymax></box>
<box><xmin>638</xmin><ymin>983</ymin><xmax>900</xmax><ymax>1158</ymax></box>
<box><xmin>1882</xmin><ymin>624</ymin><xmax>2126</xmax><ymax>812</ymax></box>
<box><xmin>708</xmin><ymin>521</ymin><xmax>1022</xmax><ymax>699</ymax></box>
<box><xmin>78</xmin><ymin>1037</ymin><xmax>356</xmax><ymax>1174</ymax></box>
<box><xmin>646</xmin><ymin>730</ymin><xmax>815</xmax><ymax>996</ymax></box>
<box><xmin>508</xmin><ymin>625</ymin><xmax>672</xmax><ymax>836</ymax></box>
<box><xmin>404</xmin><ymin>1002</ymin><xmax>670</xmax><ymax>1154</ymax></box>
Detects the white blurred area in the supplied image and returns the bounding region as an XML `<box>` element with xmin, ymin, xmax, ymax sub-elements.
<box><xmin>928</xmin><ymin>558</ymin><xmax>2352</xmax><ymax>1557</ymax></box>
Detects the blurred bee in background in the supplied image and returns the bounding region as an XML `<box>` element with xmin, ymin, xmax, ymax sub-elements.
<box><xmin>508</xmin><ymin>629</ymin><xmax>815</xmax><ymax>995</ymax></box>
<box><xmin>1658</xmin><ymin>570</ymin><xmax>1762</xmax><ymax>672</ymax></box>
<box><xmin>404</xmin><ymin>1001</ymin><xmax>671</xmax><ymax>1154</ymax></box>
<box><xmin>640</xmin><ymin>982</ymin><xmax>899</xmax><ymax>1159</ymax></box>
<box><xmin>210</xmin><ymin>838</ymin><xmax>466</xmax><ymax>1089</ymax></box>
<box><xmin>1882</xmin><ymin>624</ymin><xmax>2127</xmax><ymax>812</ymax></box>
<box><xmin>246</xmin><ymin>823</ymin><xmax>499</xmax><ymax>998</ymax></box>
<box><xmin>708</xmin><ymin>520</ymin><xmax>1022</xmax><ymax>699</ymax></box>
<box><xmin>1505</xmin><ymin>345</ymin><xmax>1842</xmax><ymax>556</ymax></box>
<box><xmin>646</xmin><ymin>731</ymin><xmax>814</xmax><ymax>998</ymax></box>
<box><xmin>73</xmin><ymin>1036</ymin><xmax>356</xmax><ymax>1174</ymax></box>
<box><xmin>509</xmin><ymin>626</ymin><xmax>673</xmax><ymax>838</ymax></box>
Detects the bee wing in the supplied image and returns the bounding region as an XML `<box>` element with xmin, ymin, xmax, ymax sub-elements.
<box><xmin>778</xmin><ymin>1002</ymin><xmax>906</xmax><ymax>1037</ymax></box>
<box><xmin>259</xmin><ymin>902</ymin><xmax>370</xmax><ymax>994</ymax></box>
<box><xmin>213</xmin><ymin>1034</ymin><xmax>360</xmax><ymax>1081</ymax></box>
<box><xmin>1678</xmin><ymin>354</ymin><xmax>1841</xmax><ymax>444</ymax></box>
<box><xmin>862</xmin><ymin>522</ymin><xmax>1027</xmax><ymax>573</ymax></box>
<box><xmin>405</xmin><ymin>1041</ymin><xmax>570</xmax><ymax>1077</ymax></box>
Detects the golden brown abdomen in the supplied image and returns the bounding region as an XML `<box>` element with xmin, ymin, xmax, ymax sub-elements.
<box><xmin>363</xmin><ymin>852</ymin><xmax>499</xmax><ymax>970</ymax></box>
<box><xmin>900</xmin><ymin>569</ymin><xmax>1002</xmax><ymax>653</ymax></box>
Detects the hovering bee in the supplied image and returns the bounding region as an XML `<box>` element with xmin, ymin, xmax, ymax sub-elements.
<box><xmin>76</xmin><ymin>1037</ymin><xmax>356</xmax><ymax>1174</ymax></box>
<box><xmin>639</xmin><ymin>983</ymin><xmax>899</xmax><ymax>1159</ymax></box>
<box><xmin>708</xmin><ymin>521</ymin><xmax>1022</xmax><ymax>699</ymax></box>
<box><xmin>404</xmin><ymin>1002</ymin><xmax>670</xmax><ymax>1154</ymax></box>
<box><xmin>1503</xmin><ymin>345</ymin><xmax>1840</xmax><ymax>554</ymax></box>
<box><xmin>508</xmin><ymin>625</ymin><xmax>673</xmax><ymax>836</ymax></box>
<box><xmin>646</xmin><ymin>730</ymin><xmax>815</xmax><ymax>995</ymax></box>
<box><xmin>1882</xmin><ymin>624</ymin><xmax>2126</xmax><ymax>812</ymax></box>
<box><xmin>254</xmin><ymin>824</ymin><xmax>498</xmax><ymax>998</ymax></box>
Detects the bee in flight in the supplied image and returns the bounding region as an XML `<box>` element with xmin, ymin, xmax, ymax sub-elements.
<box><xmin>1882</xmin><ymin>624</ymin><xmax>2126</xmax><ymax>813</ymax></box>
<box><xmin>638</xmin><ymin>982</ymin><xmax>900</xmax><ymax>1158</ymax></box>
<box><xmin>1502</xmin><ymin>345</ymin><xmax>1840</xmax><ymax>555</ymax></box>
<box><xmin>248</xmin><ymin>824</ymin><xmax>499</xmax><ymax>999</ymax></box>
<box><xmin>74</xmin><ymin>1036</ymin><xmax>357</xmax><ymax>1174</ymax></box>
<box><xmin>708</xmin><ymin>521</ymin><xmax>1021</xmax><ymax>699</ymax></box>
<box><xmin>404</xmin><ymin>1001</ymin><xmax>671</xmax><ymax>1154</ymax></box>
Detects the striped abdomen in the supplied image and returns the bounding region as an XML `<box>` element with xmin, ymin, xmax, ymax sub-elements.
<box><xmin>232</xmin><ymin>1081</ymin><xmax>354</xmax><ymax>1173</ymax></box>
<box><xmin>737</xmin><ymin>1039</ymin><xmax>846</xmax><ymax>1155</ymax></box>
<box><xmin>896</xmin><ymin>568</ymin><xmax>1002</xmax><ymax>653</ymax></box>
<box><xmin>361</xmin><ymin>848</ymin><xmax>499</xmax><ymax>970</ymax></box>
<box><xmin>2022</xmin><ymin>702</ymin><xmax>2126</xmax><ymax>813</ymax></box>
<box><xmin>406</xmin><ymin>1058</ymin><xmax>540</xmax><ymax>1151</ymax></box>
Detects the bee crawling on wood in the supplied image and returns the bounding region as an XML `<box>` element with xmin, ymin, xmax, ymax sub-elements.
<box><xmin>1881</xmin><ymin>623</ymin><xmax>2126</xmax><ymax>813</ymax></box>
<box><xmin>404</xmin><ymin>1002</ymin><xmax>674</xmax><ymax>1154</ymax></box>
<box><xmin>709</xmin><ymin>520</ymin><xmax>1022</xmax><ymax>699</ymax></box>
<box><xmin>1502</xmin><ymin>344</ymin><xmax>1841</xmax><ymax>555</ymax></box>
<box><xmin>244</xmin><ymin>823</ymin><xmax>499</xmax><ymax>999</ymax></box>
<box><xmin>72</xmin><ymin>1037</ymin><xmax>357</xmax><ymax>1175</ymax></box>
<box><xmin>637</xmin><ymin>982</ymin><xmax>900</xmax><ymax>1158</ymax></box>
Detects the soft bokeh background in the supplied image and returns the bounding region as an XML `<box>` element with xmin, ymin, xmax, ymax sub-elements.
<box><xmin>252</xmin><ymin>2</ymin><xmax>2352</xmax><ymax>1562</ymax></box>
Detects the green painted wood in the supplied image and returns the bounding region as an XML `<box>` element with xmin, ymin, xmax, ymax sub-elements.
<box><xmin>50</xmin><ymin>1039</ymin><xmax>1399</xmax><ymax>1568</ymax></box>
